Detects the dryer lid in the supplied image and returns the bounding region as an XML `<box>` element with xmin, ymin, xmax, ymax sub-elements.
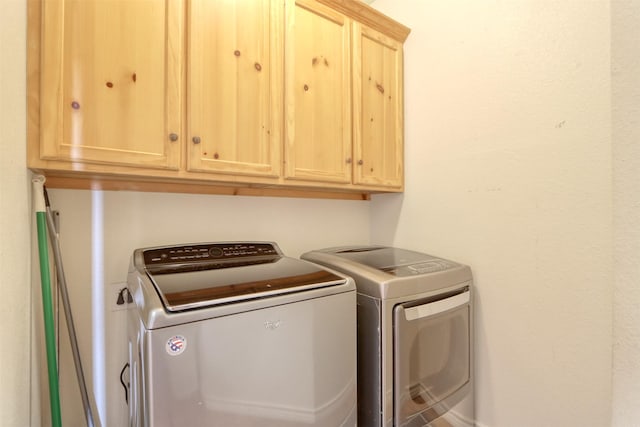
<box><xmin>320</xmin><ymin>246</ymin><xmax>459</xmax><ymax>277</ymax></box>
<box><xmin>138</xmin><ymin>242</ymin><xmax>345</xmax><ymax>311</ymax></box>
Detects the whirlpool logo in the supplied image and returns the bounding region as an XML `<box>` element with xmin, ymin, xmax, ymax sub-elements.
<box><xmin>264</xmin><ymin>320</ymin><xmax>282</xmax><ymax>330</ymax></box>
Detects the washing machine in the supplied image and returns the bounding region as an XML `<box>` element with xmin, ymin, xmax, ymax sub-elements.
<box><xmin>302</xmin><ymin>246</ymin><xmax>474</xmax><ymax>427</ymax></box>
<box><xmin>126</xmin><ymin>242</ymin><xmax>357</xmax><ymax>427</ymax></box>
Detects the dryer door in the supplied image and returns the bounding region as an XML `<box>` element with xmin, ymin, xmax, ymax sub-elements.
<box><xmin>393</xmin><ymin>289</ymin><xmax>471</xmax><ymax>427</ymax></box>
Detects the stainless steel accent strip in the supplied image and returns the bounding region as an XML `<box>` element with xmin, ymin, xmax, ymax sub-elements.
<box><xmin>403</xmin><ymin>290</ymin><xmax>470</xmax><ymax>321</ymax></box>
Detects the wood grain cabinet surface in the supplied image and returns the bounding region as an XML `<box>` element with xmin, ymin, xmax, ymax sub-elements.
<box><xmin>285</xmin><ymin>0</ymin><xmax>352</xmax><ymax>184</ymax></box>
<box><xmin>353</xmin><ymin>23</ymin><xmax>404</xmax><ymax>188</ymax></box>
<box><xmin>36</xmin><ymin>0</ymin><xmax>183</xmax><ymax>170</ymax></box>
<box><xmin>28</xmin><ymin>0</ymin><xmax>409</xmax><ymax>200</ymax></box>
<box><xmin>188</xmin><ymin>0</ymin><xmax>283</xmax><ymax>178</ymax></box>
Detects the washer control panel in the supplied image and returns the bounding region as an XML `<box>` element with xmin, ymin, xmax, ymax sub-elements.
<box><xmin>143</xmin><ymin>242</ymin><xmax>281</xmax><ymax>266</ymax></box>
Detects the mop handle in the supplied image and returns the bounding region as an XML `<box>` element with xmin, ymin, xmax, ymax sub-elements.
<box><xmin>33</xmin><ymin>175</ymin><xmax>63</xmax><ymax>427</ymax></box>
<box><xmin>44</xmin><ymin>187</ymin><xmax>101</xmax><ymax>427</ymax></box>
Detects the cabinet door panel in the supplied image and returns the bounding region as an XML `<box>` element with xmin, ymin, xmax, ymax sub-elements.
<box><xmin>353</xmin><ymin>24</ymin><xmax>403</xmax><ymax>188</ymax></box>
<box><xmin>285</xmin><ymin>0</ymin><xmax>351</xmax><ymax>183</ymax></box>
<box><xmin>40</xmin><ymin>0</ymin><xmax>182</xmax><ymax>169</ymax></box>
<box><xmin>188</xmin><ymin>0</ymin><xmax>283</xmax><ymax>177</ymax></box>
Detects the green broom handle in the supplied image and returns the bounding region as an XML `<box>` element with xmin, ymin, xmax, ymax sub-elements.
<box><xmin>33</xmin><ymin>176</ymin><xmax>63</xmax><ymax>427</ymax></box>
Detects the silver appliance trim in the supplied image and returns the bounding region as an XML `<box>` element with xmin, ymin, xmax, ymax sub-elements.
<box><xmin>403</xmin><ymin>290</ymin><xmax>470</xmax><ymax>321</ymax></box>
<box><xmin>149</xmin><ymin>274</ymin><xmax>347</xmax><ymax>311</ymax></box>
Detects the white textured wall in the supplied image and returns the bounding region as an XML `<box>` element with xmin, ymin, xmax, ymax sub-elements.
<box><xmin>11</xmin><ymin>0</ymin><xmax>638</xmax><ymax>426</ymax></box>
<box><xmin>44</xmin><ymin>189</ymin><xmax>370</xmax><ymax>426</ymax></box>
<box><xmin>0</xmin><ymin>1</ymin><xmax>31</xmax><ymax>426</ymax></box>
<box><xmin>371</xmin><ymin>1</ymin><xmax>613</xmax><ymax>426</ymax></box>
<box><xmin>612</xmin><ymin>0</ymin><xmax>640</xmax><ymax>425</ymax></box>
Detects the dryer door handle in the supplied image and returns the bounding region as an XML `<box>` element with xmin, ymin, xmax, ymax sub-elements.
<box><xmin>403</xmin><ymin>290</ymin><xmax>470</xmax><ymax>321</ymax></box>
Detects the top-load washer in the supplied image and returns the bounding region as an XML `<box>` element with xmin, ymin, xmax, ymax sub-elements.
<box><xmin>127</xmin><ymin>241</ymin><xmax>357</xmax><ymax>427</ymax></box>
<box><xmin>302</xmin><ymin>246</ymin><xmax>474</xmax><ymax>427</ymax></box>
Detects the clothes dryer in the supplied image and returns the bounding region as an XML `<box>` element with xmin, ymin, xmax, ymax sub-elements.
<box><xmin>302</xmin><ymin>246</ymin><xmax>474</xmax><ymax>427</ymax></box>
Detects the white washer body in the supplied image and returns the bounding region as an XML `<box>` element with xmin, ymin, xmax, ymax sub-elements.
<box><xmin>127</xmin><ymin>242</ymin><xmax>357</xmax><ymax>427</ymax></box>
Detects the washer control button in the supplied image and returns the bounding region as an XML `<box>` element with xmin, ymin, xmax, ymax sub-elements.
<box><xmin>208</xmin><ymin>247</ymin><xmax>224</xmax><ymax>258</ymax></box>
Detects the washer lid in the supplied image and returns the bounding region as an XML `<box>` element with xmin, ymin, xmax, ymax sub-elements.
<box><xmin>139</xmin><ymin>242</ymin><xmax>346</xmax><ymax>312</ymax></box>
<box><xmin>326</xmin><ymin>246</ymin><xmax>458</xmax><ymax>277</ymax></box>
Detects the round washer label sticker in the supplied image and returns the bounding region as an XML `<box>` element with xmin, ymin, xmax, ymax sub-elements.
<box><xmin>166</xmin><ymin>335</ymin><xmax>187</xmax><ymax>356</ymax></box>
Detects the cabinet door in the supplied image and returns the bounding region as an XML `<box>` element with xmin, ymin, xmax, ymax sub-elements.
<box><xmin>284</xmin><ymin>0</ymin><xmax>352</xmax><ymax>183</ymax></box>
<box><xmin>188</xmin><ymin>0</ymin><xmax>283</xmax><ymax>178</ymax></box>
<box><xmin>353</xmin><ymin>23</ymin><xmax>404</xmax><ymax>188</ymax></box>
<box><xmin>40</xmin><ymin>0</ymin><xmax>182</xmax><ymax>169</ymax></box>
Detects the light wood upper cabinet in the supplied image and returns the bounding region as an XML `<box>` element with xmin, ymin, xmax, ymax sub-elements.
<box><xmin>188</xmin><ymin>0</ymin><xmax>283</xmax><ymax>178</ymax></box>
<box><xmin>29</xmin><ymin>0</ymin><xmax>410</xmax><ymax>199</ymax></box>
<box><xmin>286</xmin><ymin>0</ymin><xmax>407</xmax><ymax>189</ymax></box>
<box><xmin>284</xmin><ymin>0</ymin><xmax>352</xmax><ymax>183</ymax></box>
<box><xmin>38</xmin><ymin>0</ymin><xmax>183</xmax><ymax>169</ymax></box>
<box><xmin>352</xmin><ymin>23</ymin><xmax>404</xmax><ymax>188</ymax></box>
